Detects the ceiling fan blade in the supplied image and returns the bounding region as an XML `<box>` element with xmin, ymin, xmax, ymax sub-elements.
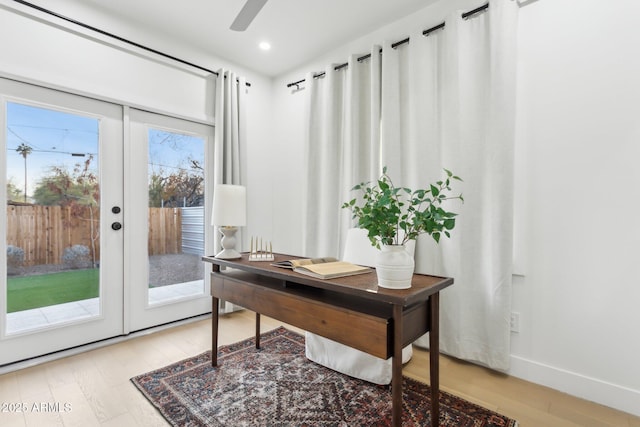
<box><xmin>230</xmin><ymin>0</ymin><xmax>269</xmax><ymax>31</ymax></box>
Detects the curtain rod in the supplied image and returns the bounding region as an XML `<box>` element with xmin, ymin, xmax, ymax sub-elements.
<box><xmin>11</xmin><ymin>0</ymin><xmax>251</xmax><ymax>87</ymax></box>
<box><xmin>286</xmin><ymin>3</ymin><xmax>488</xmax><ymax>89</ymax></box>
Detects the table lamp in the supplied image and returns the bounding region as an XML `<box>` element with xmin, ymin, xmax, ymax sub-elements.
<box><xmin>211</xmin><ymin>184</ymin><xmax>246</xmax><ymax>259</ymax></box>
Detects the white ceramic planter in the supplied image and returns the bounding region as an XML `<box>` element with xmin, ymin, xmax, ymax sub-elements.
<box><xmin>375</xmin><ymin>244</ymin><xmax>415</xmax><ymax>289</ymax></box>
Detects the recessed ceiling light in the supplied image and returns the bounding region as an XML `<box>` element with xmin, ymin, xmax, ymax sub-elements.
<box><xmin>259</xmin><ymin>41</ymin><xmax>271</xmax><ymax>51</ymax></box>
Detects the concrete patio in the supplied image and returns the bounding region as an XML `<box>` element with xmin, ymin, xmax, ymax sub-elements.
<box><xmin>6</xmin><ymin>280</ymin><xmax>204</xmax><ymax>334</ymax></box>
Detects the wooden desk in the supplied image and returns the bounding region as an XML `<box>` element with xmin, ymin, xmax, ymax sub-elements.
<box><xmin>203</xmin><ymin>253</ymin><xmax>453</xmax><ymax>427</ymax></box>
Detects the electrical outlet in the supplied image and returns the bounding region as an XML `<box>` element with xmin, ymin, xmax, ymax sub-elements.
<box><xmin>510</xmin><ymin>312</ymin><xmax>520</xmax><ymax>333</ymax></box>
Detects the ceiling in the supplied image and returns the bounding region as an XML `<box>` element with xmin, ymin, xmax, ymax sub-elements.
<box><xmin>44</xmin><ymin>0</ymin><xmax>440</xmax><ymax>77</ymax></box>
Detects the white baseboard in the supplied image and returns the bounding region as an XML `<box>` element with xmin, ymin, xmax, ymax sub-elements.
<box><xmin>509</xmin><ymin>354</ymin><xmax>640</xmax><ymax>417</ymax></box>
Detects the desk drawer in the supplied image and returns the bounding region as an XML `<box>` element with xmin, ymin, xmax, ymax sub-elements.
<box><xmin>212</xmin><ymin>273</ymin><xmax>390</xmax><ymax>359</ymax></box>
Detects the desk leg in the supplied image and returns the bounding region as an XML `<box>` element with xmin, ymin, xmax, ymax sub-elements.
<box><xmin>256</xmin><ymin>312</ymin><xmax>261</xmax><ymax>349</ymax></box>
<box><xmin>429</xmin><ymin>293</ymin><xmax>440</xmax><ymax>427</ymax></box>
<box><xmin>212</xmin><ymin>296</ymin><xmax>219</xmax><ymax>367</ymax></box>
<box><xmin>392</xmin><ymin>304</ymin><xmax>403</xmax><ymax>427</ymax></box>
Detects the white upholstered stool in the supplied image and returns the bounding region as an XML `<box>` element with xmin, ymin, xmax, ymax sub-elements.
<box><xmin>305</xmin><ymin>228</ymin><xmax>414</xmax><ymax>385</ymax></box>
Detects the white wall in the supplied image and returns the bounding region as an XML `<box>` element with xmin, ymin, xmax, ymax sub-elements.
<box><xmin>511</xmin><ymin>0</ymin><xmax>640</xmax><ymax>416</ymax></box>
<box><xmin>0</xmin><ymin>3</ymin><xmax>211</xmax><ymax>122</ymax></box>
<box><xmin>270</xmin><ymin>0</ymin><xmax>640</xmax><ymax>417</ymax></box>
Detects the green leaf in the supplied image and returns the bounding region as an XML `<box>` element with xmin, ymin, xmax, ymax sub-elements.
<box><xmin>341</xmin><ymin>166</ymin><xmax>463</xmax><ymax>246</ymax></box>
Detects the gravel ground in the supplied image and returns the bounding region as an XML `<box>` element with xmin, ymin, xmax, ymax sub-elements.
<box><xmin>148</xmin><ymin>253</ymin><xmax>204</xmax><ymax>287</ymax></box>
<box><xmin>10</xmin><ymin>253</ymin><xmax>204</xmax><ymax>287</ymax></box>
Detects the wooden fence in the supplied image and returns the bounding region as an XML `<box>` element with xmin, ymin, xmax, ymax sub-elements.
<box><xmin>6</xmin><ymin>205</ymin><xmax>182</xmax><ymax>266</ymax></box>
<box><xmin>148</xmin><ymin>207</ymin><xmax>182</xmax><ymax>256</ymax></box>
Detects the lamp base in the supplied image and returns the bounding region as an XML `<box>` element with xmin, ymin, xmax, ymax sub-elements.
<box><xmin>215</xmin><ymin>248</ymin><xmax>242</xmax><ymax>259</ymax></box>
<box><xmin>215</xmin><ymin>226</ymin><xmax>242</xmax><ymax>259</ymax></box>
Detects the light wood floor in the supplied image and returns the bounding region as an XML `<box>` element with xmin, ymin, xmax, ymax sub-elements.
<box><xmin>1</xmin><ymin>310</ymin><xmax>638</xmax><ymax>427</ymax></box>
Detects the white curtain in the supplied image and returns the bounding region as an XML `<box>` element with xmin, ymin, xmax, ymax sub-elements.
<box><xmin>214</xmin><ymin>69</ymin><xmax>245</xmax><ymax>189</ymax></box>
<box><xmin>303</xmin><ymin>0</ymin><xmax>518</xmax><ymax>370</ymax></box>
<box><xmin>213</xmin><ymin>69</ymin><xmax>246</xmax><ymax>313</ymax></box>
<box><xmin>303</xmin><ymin>47</ymin><xmax>382</xmax><ymax>258</ymax></box>
<box><xmin>396</xmin><ymin>0</ymin><xmax>517</xmax><ymax>370</ymax></box>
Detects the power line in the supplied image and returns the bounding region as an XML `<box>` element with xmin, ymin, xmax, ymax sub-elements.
<box><xmin>7</xmin><ymin>146</ymin><xmax>97</xmax><ymax>157</ymax></box>
<box><xmin>7</xmin><ymin>126</ymin><xmax>97</xmax><ymax>156</ymax></box>
<box><xmin>9</xmin><ymin>123</ymin><xmax>98</xmax><ymax>134</ymax></box>
<box><xmin>7</xmin><ymin>127</ymin><xmax>41</xmax><ymax>150</ymax></box>
<box><xmin>148</xmin><ymin>162</ymin><xmax>203</xmax><ymax>173</ymax></box>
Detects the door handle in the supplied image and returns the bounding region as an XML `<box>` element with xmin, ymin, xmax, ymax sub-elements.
<box><xmin>111</xmin><ymin>222</ymin><xmax>122</xmax><ymax>231</ymax></box>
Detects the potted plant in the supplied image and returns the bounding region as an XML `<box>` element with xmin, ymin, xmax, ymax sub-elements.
<box><xmin>342</xmin><ymin>167</ymin><xmax>463</xmax><ymax>289</ymax></box>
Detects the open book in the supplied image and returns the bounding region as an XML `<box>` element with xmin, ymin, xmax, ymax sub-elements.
<box><xmin>272</xmin><ymin>257</ymin><xmax>372</xmax><ymax>280</ymax></box>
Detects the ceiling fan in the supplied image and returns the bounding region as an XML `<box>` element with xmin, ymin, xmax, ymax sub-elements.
<box><xmin>230</xmin><ymin>0</ymin><xmax>269</xmax><ymax>31</ymax></box>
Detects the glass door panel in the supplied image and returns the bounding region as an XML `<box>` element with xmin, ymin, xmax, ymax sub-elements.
<box><xmin>147</xmin><ymin>128</ymin><xmax>205</xmax><ymax>305</ymax></box>
<box><xmin>5</xmin><ymin>102</ymin><xmax>100</xmax><ymax>333</ymax></box>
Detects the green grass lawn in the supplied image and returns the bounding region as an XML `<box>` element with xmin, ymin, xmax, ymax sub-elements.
<box><xmin>7</xmin><ymin>269</ymin><xmax>99</xmax><ymax>313</ymax></box>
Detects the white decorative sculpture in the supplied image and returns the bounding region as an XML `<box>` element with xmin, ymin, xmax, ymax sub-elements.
<box><xmin>249</xmin><ymin>236</ymin><xmax>274</xmax><ymax>261</ymax></box>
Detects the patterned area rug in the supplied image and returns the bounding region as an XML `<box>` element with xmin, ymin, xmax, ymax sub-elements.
<box><xmin>131</xmin><ymin>327</ymin><xmax>517</xmax><ymax>426</ymax></box>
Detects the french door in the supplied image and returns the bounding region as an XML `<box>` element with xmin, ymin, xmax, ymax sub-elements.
<box><xmin>126</xmin><ymin>109</ymin><xmax>212</xmax><ymax>331</ymax></box>
<box><xmin>1</xmin><ymin>80</ymin><xmax>213</xmax><ymax>366</ymax></box>
<box><xmin>0</xmin><ymin>79</ymin><xmax>124</xmax><ymax>365</ymax></box>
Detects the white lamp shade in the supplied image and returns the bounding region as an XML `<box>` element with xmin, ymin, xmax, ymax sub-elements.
<box><xmin>211</xmin><ymin>184</ymin><xmax>246</xmax><ymax>226</ymax></box>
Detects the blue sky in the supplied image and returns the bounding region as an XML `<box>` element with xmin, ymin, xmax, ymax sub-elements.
<box><xmin>6</xmin><ymin>102</ymin><xmax>98</xmax><ymax>196</ymax></box>
<box><xmin>6</xmin><ymin>102</ymin><xmax>204</xmax><ymax>199</ymax></box>
<box><xmin>148</xmin><ymin>129</ymin><xmax>204</xmax><ymax>178</ymax></box>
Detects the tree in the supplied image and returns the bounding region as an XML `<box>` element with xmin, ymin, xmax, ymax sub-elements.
<box><xmin>148</xmin><ymin>173</ymin><xmax>166</xmax><ymax>208</ymax></box>
<box><xmin>15</xmin><ymin>143</ymin><xmax>32</xmax><ymax>203</ymax></box>
<box><xmin>148</xmin><ymin>130</ymin><xmax>204</xmax><ymax>208</ymax></box>
<box><xmin>32</xmin><ymin>171</ymin><xmax>81</xmax><ymax>206</ymax></box>
<box><xmin>148</xmin><ymin>159</ymin><xmax>204</xmax><ymax>208</ymax></box>
<box><xmin>7</xmin><ymin>178</ymin><xmax>25</xmax><ymax>203</ymax></box>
